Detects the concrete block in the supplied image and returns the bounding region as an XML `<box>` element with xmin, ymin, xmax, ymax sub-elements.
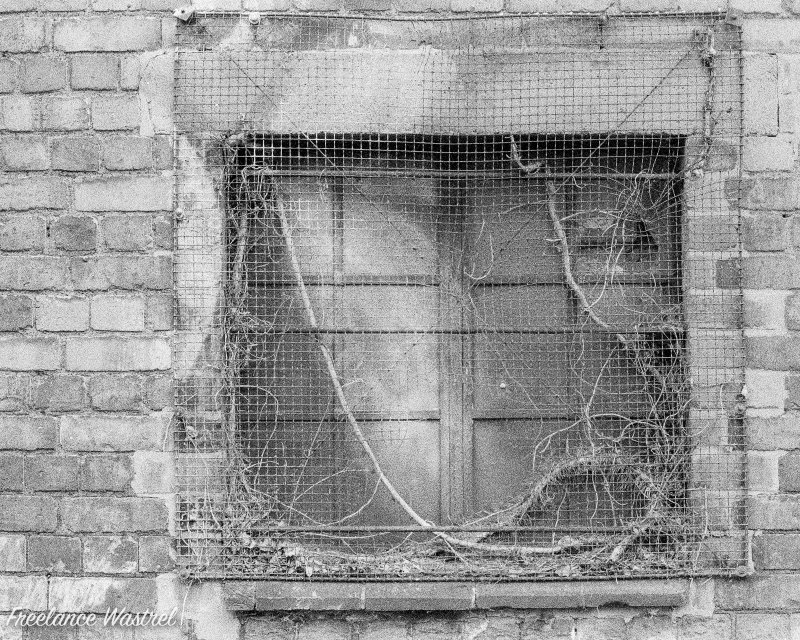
<box><xmin>716</xmin><ymin>574</ymin><xmax>800</xmax><ymax>609</ymax></box>
<box><xmin>138</xmin><ymin>535</ymin><xmax>172</xmax><ymax>572</ymax></box>
<box><xmin>0</xmin><ymin>454</ymin><xmax>23</xmax><ymax>490</ymax></box>
<box><xmin>144</xmin><ymin>375</ymin><xmax>171</xmax><ymax>409</ymax></box>
<box><xmin>780</xmin><ymin>451</ymin><xmax>800</xmax><ymax>492</ymax></box>
<box><xmin>61</xmin><ymin>414</ymin><xmax>166</xmax><ymax>451</ymax></box>
<box><xmin>744</xmin><ymin>289</ymin><xmax>787</xmax><ymax>331</ymax></box>
<box><xmin>27</xmin><ymin>535</ymin><xmax>81</xmax><ymax>573</ymax></box>
<box><xmin>748</xmin><ymin>412</ymin><xmax>800</xmax><ymax>449</ymax></box>
<box><xmin>747</xmin><ymin>335</ymin><xmax>800</xmax><ymax>370</ymax></box>
<box><xmin>131</xmin><ymin>450</ymin><xmax>173</xmax><ymax>494</ymax></box>
<box><xmin>753</xmin><ymin>533</ymin><xmax>800</xmax><ymax>570</ymax></box>
<box><xmin>744</xmin><ymin>54</ymin><xmax>779</xmax><ymax>136</ymax></box>
<box><xmin>742</xmin><ymin>213</ymin><xmax>789</xmax><ymax>252</ymax></box>
<box><xmin>65</xmin><ymin>337</ymin><xmax>170</xmax><ymax>371</ymax></box>
<box><xmin>748</xmin><ymin>494</ymin><xmax>800</xmax><ymax>530</ymax></box>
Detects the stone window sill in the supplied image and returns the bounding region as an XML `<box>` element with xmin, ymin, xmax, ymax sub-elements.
<box><xmin>224</xmin><ymin>579</ymin><xmax>688</xmax><ymax>611</ymax></box>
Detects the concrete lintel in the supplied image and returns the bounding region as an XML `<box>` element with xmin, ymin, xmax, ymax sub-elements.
<box><xmin>223</xmin><ymin>579</ymin><xmax>689</xmax><ymax>612</ymax></box>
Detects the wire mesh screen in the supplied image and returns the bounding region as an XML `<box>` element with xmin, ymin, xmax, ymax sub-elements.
<box><xmin>174</xmin><ymin>12</ymin><xmax>745</xmax><ymax>580</ymax></box>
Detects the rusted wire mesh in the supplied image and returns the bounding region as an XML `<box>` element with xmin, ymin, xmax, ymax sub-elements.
<box><xmin>174</xmin><ymin>11</ymin><xmax>746</xmax><ymax>580</ymax></box>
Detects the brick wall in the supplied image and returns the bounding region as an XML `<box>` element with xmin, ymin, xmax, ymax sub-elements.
<box><xmin>0</xmin><ymin>1</ymin><xmax>799</xmax><ymax>639</ymax></box>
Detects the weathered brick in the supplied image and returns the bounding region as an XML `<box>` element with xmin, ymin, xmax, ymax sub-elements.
<box><xmin>0</xmin><ymin>17</ymin><xmax>45</xmax><ymax>53</ymax></box>
<box><xmin>71</xmin><ymin>54</ymin><xmax>119</xmax><ymax>90</ymax></box>
<box><xmin>0</xmin><ymin>94</ymin><xmax>35</xmax><ymax>131</ymax></box>
<box><xmin>0</xmin><ymin>214</ymin><xmax>44</xmax><ymax>252</ymax></box>
<box><xmin>100</xmin><ymin>215</ymin><xmax>151</xmax><ymax>251</ymax></box>
<box><xmin>741</xmin><ymin>177</ymin><xmax>800</xmax><ymax>211</ymax></box>
<box><xmin>0</xmin><ymin>416</ymin><xmax>57</xmax><ymax>450</ymax></box>
<box><xmin>749</xmin><ymin>494</ymin><xmax>800</xmax><ymax>530</ymax></box>
<box><xmin>0</xmin><ymin>337</ymin><xmax>61</xmax><ymax>370</ymax></box>
<box><xmin>717</xmin><ymin>574</ymin><xmax>800</xmax><ymax>609</ymax></box>
<box><xmin>75</xmin><ymin>176</ymin><xmax>172</xmax><ymax>212</ymax></box>
<box><xmin>780</xmin><ymin>451</ymin><xmax>800</xmax><ymax>492</ymax></box>
<box><xmin>61</xmin><ymin>497</ymin><xmax>167</xmax><ymax>533</ymax></box>
<box><xmin>0</xmin><ymin>535</ymin><xmax>25</xmax><ymax>572</ymax></box>
<box><xmin>25</xmin><ymin>455</ymin><xmax>80</xmax><ymax>491</ymax></box>
<box><xmin>20</xmin><ymin>55</ymin><xmax>67</xmax><ymax>93</ymax></box>
<box><xmin>51</xmin><ymin>136</ymin><xmax>100</xmax><ymax>172</ymax></box>
<box><xmin>66</xmin><ymin>337</ymin><xmax>170</xmax><ymax>371</ymax></box>
<box><xmin>103</xmin><ymin>135</ymin><xmax>152</xmax><ymax>170</ymax></box>
<box><xmin>0</xmin><ymin>257</ymin><xmax>68</xmax><ymax>290</ymax></box>
<box><xmin>0</xmin><ymin>176</ymin><xmax>68</xmax><ymax>210</ymax></box>
<box><xmin>138</xmin><ymin>535</ymin><xmax>172</xmax><ymax>572</ymax></box>
<box><xmin>0</xmin><ymin>295</ymin><xmax>32</xmax><ymax>331</ymax></box>
<box><xmin>132</xmin><ymin>451</ymin><xmax>171</xmax><ymax>494</ymax></box>
<box><xmin>52</xmin><ymin>216</ymin><xmax>97</xmax><ymax>252</ymax></box>
<box><xmin>745</xmin><ymin>290</ymin><xmax>787</xmax><ymax>331</ymax></box>
<box><xmin>89</xmin><ymin>374</ymin><xmax>142</xmax><ymax>411</ymax></box>
<box><xmin>0</xmin><ymin>58</ymin><xmax>16</xmax><ymax>92</ymax></box>
<box><xmin>753</xmin><ymin>533</ymin><xmax>800</xmax><ymax>570</ymax></box>
<box><xmin>743</xmin><ymin>19</ymin><xmax>800</xmax><ymax>52</ymax></box>
<box><xmin>745</xmin><ymin>54</ymin><xmax>779</xmax><ymax>136</ymax></box>
<box><xmin>747</xmin><ymin>335</ymin><xmax>800</xmax><ymax>370</ymax></box>
<box><xmin>49</xmin><ymin>577</ymin><xmax>157</xmax><ymax>613</ymax></box>
<box><xmin>0</xmin><ymin>495</ymin><xmax>57</xmax><ymax>531</ymax></box>
<box><xmin>153</xmin><ymin>134</ymin><xmax>172</xmax><ymax>169</ymax></box>
<box><xmin>735</xmin><ymin>613</ymin><xmax>791</xmax><ymax>640</ymax></box>
<box><xmin>42</xmin><ymin>95</ymin><xmax>91</xmax><ymax>131</ymax></box>
<box><xmin>144</xmin><ymin>375</ymin><xmax>171</xmax><ymax>410</ymax></box>
<box><xmin>61</xmin><ymin>415</ymin><xmax>165</xmax><ymax>451</ymax></box>
<box><xmin>749</xmin><ymin>412</ymin><xmax>800</xmax><ymax>449</ymax></box>
<box><xmin>37</xmin><ymin>296</ymin><xmax>90</xmax><ymax>332</ymax></box>
<box><xmin>744</xmin><ymin>136</ymin><xmax>795</xmax><ymax>172</ymax></box>
<box><xmin>147</xmin><ymin>294</ymin><xmax>172</xmax><ymax>330</ymax></box>
<box><xmin>92</xmin><ymin>94</ymin><xmax>139</xmax><ymax>131</ymax></box>
<box><xmin>84</xmin><ymin>535</ymin><xmax>138</xmax><ymax>573</ymax></box>
<box><xmin>27</xmin><ymin>535</ymin><xmax>81</xmax><ymax>573</ymax></box>
<box><xmin>33</xmin><ymin>375</ymin><xmax>86</xmax><ymax>412</ymax></box>
<box><xmin>743</xmin><ymin>213</ymin><xmax>789</xmax><ymax>251</ymax></box>
<box><xmin>0</xmin><ymin>374</ymin><xmax>29</xmax><ymax>413</ymax></box>
<box><xmin>677</xmin><ymin>615</ymin><xmax>732</xmax><ymax>639</ymax></box>
<box><xmin>450</xmin><ymin>0</ymin><xmax>502</xmax><ymax>10</ymax></box>
<box><xmin>90</xmin><ymin>295</ymin><xmax>145</xmax><ymax>331</ymax></box>
<box><xmin>153</xmin><ymin>214</ymin><xmax>171</xmax><ymax>249</ymax></box>
<box><xmin>786</xmin><ymin>293</ymin><xmax>800</xmax><ymax>331</ymax></box>
<box><xmin>748</xmin><ymin>451</ymin><xmax>780</xmax><ymax>493</ymax></box>
<box><xmin>0</xmin><ymin>135</ymin><xmax>49</xmax><ymax>170</ymax></box>
<box><xmin>745</xmin><ymin>369</ymin><xmax>785</xmax><ymax>409</ymax></box>
<box><xmin>70</xmin><ymin>256</ymin><xmax>172</xmax><ymax>291</ymax></box>
<box><xmin>0</xmin><ymin>454</ymin><xmax>23</xmax><ymax>490</ymax></box>
<box><xmin>0</xmin><ymin>576</ymin><xmax>48</xmax><ymax>611</ymax></box>
<box><xmin>81</xmin><ymin>454</ymin><xmax>133</xmax><ymax>492</ymax></box>
<box><xmin>119</xmin><ymin>54</ymin><xmax>140</xmax><ymax>90</ymax></box>
<box><xmin>54</xmin><ymin>17</ymin><xmax>160</xmax><ymax>52</ymax></box>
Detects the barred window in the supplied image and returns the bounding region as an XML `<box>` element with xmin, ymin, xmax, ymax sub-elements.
<box><xmin>175</xmin><ymin>12</ymin><xmax>746</xmax><ymax>581</ymax></box>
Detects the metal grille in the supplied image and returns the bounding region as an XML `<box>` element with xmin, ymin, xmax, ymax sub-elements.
<box><xmin>174</xmin><ymin>12</ymin><xmax>746</xmax><ymax>580</ymax></box>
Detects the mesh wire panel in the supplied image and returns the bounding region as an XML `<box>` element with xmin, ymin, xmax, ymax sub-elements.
<box><xmin>174</xmin><ymin>11</ymin><xmax>745</xmax><ymax>580</ymax></box>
